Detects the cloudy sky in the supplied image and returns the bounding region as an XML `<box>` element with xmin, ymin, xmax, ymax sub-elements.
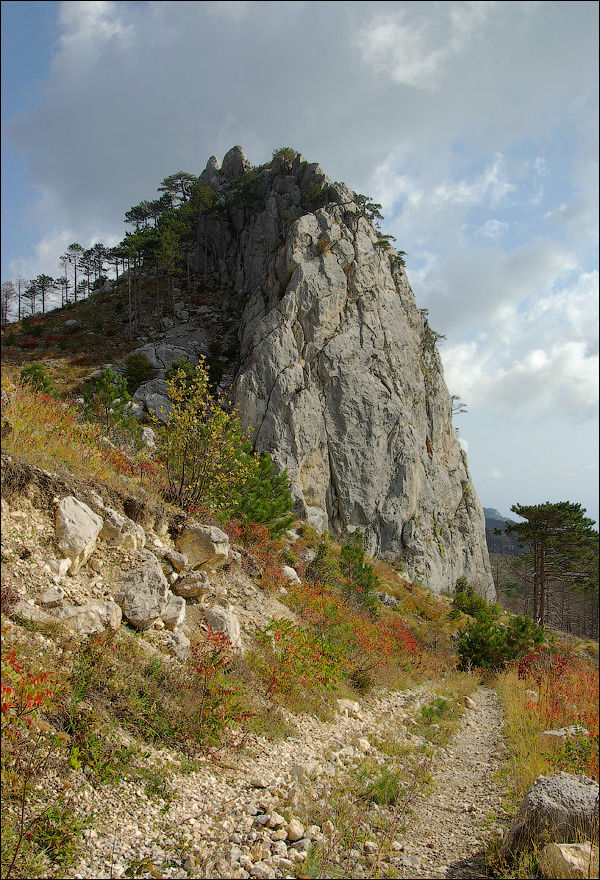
<box><xmin>2</xmin><ymin>0</ymin><xmax>598</xmax><ymax>523</ymax></box>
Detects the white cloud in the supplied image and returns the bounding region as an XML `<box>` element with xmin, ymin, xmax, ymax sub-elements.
<box><xmin>488</xmin><ymin>468</ymin><xmax>503</xmax><ymax>479</ymax></box>
<box><xmin>434</xmin><ymin>155</ymin><xmax>515</xmax><ymax>206</ymax></box>
<box><xmin>443</xmin><ymin>337</ymin><xmax>598</xmax><ymax>422</ymax></box>
<box><xmin>9</xmin><ymin>228</ymin><xmax>121</xmax><ymax>284</ymax></box>
<box><xmin>357</xmin><ymin>2</ymin><xmax>491</xmax><ymax>90</ymax></box>
<box><xmin>480</xmin><ymin>219</ymin><xmax>509</xmax><ymax>238</ymax></box>
<box><xmin>57</xmin><ymin>1</ymin><xmax>133</xmax><ymax>57</ymax></box>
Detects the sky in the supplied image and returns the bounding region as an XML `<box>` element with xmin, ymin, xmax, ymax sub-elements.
<box><xmin>1</xmin><ymin>0</ymin><xmax>598</xmax><ymax>524</ymax></box>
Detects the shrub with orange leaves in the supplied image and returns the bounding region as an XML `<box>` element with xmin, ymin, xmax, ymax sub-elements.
<box><xmin>517</xmin><ymin>647</ymin><xmax>599</xmax><ymax>778</ymax></box>
<box><xmin>253</xmin><ymin>618</ymin><xmax>349</xmax><ymax>698</ymax></box>
<box><xmin>284</xmin><ymin>577</ymin><xmax>416</xmax><ymax>691</ymax></box>
<box><xmin>185</xmin><ymin>626</ymin><xmax>248</xmax><ymax>743</ymax></box>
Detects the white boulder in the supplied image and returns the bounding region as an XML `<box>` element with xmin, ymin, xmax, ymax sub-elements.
<box><xmin>539</xmin><ymin>842</ymin><xmax>599</xmax><ymax>879</ymax></box>
<box><xmin>115</xmin><ymin>550</ymin><xmax>169</xmax><ymax>629</ymax></box>
<box><xmin>204</xmin><ymin>602</ymin><xmax>243</xmax><ymax>654</ymax></box>
<box><xmin>161</xmin><ymin>592</ymin><xmax>186</xmax><ymax>631</ymax></box>
<box><xmin>282</xmin><ymin>565</ymin><xmax>301</xmax><ymax>584</ymax></box>
<box><xmin>176</xmin><ymin>523</ymin><xmax>230</xmax><ymax>571</ymax></box>
<box><xmin>59</xmin><ymin>600</ymin><xmax>122</xmax><ymax>636</ymax></box>
<box><xmin>55</xmin><ymin>496</ymin><xmax>103</xmax><ymax>575</ymax></box>
<box><xmin>541</xmin><ymin>727</ymin><xmax>589</xmax><ymax>749</ymax></box>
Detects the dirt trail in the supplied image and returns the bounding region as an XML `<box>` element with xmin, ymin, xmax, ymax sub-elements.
<box><xmin>396</xmin><ymin>686</ymin><xmax>508</xmax><ymax>878</ymax></box>
<box><xmin>61</xmin><ymin>684</ymin><xmax>510</xmax><ymax>879</ymax></box>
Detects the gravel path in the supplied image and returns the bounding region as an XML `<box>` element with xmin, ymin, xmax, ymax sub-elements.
<box><xmin>62</xmin><ymin>685</ymin><xmax>510</xmax><ymax>879</ymax></box>
<box><xmin>395</xmin><ymin>686</ymin><xmax>508</xmax><ymax>878</ymax></box>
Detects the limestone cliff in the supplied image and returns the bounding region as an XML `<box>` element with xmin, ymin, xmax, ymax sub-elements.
<box><xmin>186</xmin><ymin>147</ymin><xmax>493</xmax><ymax>597</ymax></box>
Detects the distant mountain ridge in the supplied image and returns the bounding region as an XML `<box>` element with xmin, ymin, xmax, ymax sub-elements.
<box><xmin>483</xmin><ymin>508</ymin><xmax>521</xmax><ymax>555</ymax></box>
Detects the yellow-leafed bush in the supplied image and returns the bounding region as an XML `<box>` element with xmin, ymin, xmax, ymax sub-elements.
<box><xmin>155</xmin><ymin>358</ymin><xmax>257</xmax><ymax>514</ymax></box>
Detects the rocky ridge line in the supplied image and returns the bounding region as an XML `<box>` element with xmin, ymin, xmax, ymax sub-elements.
<box><xmin>128</xmin><ymin>145</ymin><xmax>494</xmax><ymax>596</ymax></box>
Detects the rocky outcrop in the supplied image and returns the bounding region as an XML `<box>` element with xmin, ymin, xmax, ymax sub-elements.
<box><xmin>55</xmin><ymin>496</ymin><xmax>103</xmax><ymax>575</ymax></box>
<box><xmin>176</xmin><ymin>523</ymin><xmax>230</xmax><ymax>571</ymax></box>
<box><xmin>185</xmin><ymin>147</ymin><xmax>494</xmax><ymax>595</ymax></box>
<box><xmin>501</xmin><ymin>772</ymin><xmax>600</xmax><ymax>857</ymax></box>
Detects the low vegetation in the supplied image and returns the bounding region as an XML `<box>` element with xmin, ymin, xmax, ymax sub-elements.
<box><xmin>1</xmin><ymin>312</ymin><xmax>598</xmax><ymax>878</ymax></box>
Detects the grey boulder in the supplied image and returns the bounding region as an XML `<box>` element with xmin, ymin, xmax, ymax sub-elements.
<box><xmin>175</xmin><ymin>523</ymin><xmax>230</xmax><ymax>570</ymax></box>
<box><xmin>115</xmin><ymin>550</ymin><xmax>170</xmax><ymax>629</ymax></box>
<box><xmin>501</xmin><ymin>772</ymin><xmax>600</xmax><ymax>856</ymax></box>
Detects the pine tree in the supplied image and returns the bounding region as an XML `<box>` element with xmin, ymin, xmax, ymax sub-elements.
<box><xmin>234</xmin><ymin>453</ymin><xmax>294</xmax><ymax>536</ymax></box>
<box><xmin>82</xmin><ymin>368</ymin><xmax>134</xmax><ymax>434</ymax></box>
<box><xmin>507</xmin><ymin>501</ymin><xmax>598</xmax><ymax>625</ymax></box>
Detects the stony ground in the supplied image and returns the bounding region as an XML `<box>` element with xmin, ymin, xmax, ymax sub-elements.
<box><xmin>56</xmin><ymin>685</ymin><xmax>508</xmax><ymax>879</ymax></box>
<box><xmin>1</xmin><ymin>486</ymin><xmax>509</xmax><ymax>879</ymax></box>
<box><xmin>396</xmin><ymin>686</ymin><xmax>508</xmax><ymax>878</ymax></box>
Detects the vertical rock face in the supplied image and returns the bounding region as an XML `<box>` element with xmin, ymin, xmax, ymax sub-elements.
<box><xmin>190</xmin><ymin>147</ymin><xmax>494</xmax><ymax>597</ymax></box>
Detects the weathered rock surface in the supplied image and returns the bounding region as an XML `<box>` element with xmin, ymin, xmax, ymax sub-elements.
<box><xmin>501</xmin><ymin>772</ymin><xmax>600</xmax><ymax>857</ymax></box>
<box><xmin>204</xmin><ymin>601</ymin><xmax>244</xmax><ymax>654</ymax></box>
<box><xmin>164</xmin><ymin>549</ymin><xmax>188</xmax><ymax>572</ymax></box>
<box><xmin>176</xmin><ymin>523</ymin><xmax>230</xmax><ymax>571</ymax></box>
<box><xmin>171</xmin><ymin>570</ymin><xmax>211</xmax><ymax>600</ymax></box>
<box><xmin>157</xmin><ymin>629</ymin><xmax>191</xmax><ymax>661</ymax></box>
<box><xmin>58</xmin><ymin>600</ymin><xmax>122</xmax><ymax>636</ymax></box>
<box><xmin>100</xmin><ymin>507</ymin><xmax>146</xmax><ymax>551</ymax></box>
<box><xmin>539</xmin><ymin>842</ymin><xmax>599</xmax><ymax>879</ymax></box>
<box><xmin>115</xmin><ymin>550</ymin><xmax>170</xmax><ymax>630</ymax></box>
<box><xmin>54</xmin><ymin>496</ymin><xmax>103</xmax><ymax>575</ymax></box>
<box><xmin>184</xmin><ymin>147</ymin><xmax>493</xmax><ymax>596</ymax></box>
<box><xmin>161</xmin><ymin>592</ymin><xmax>186</xmax><ymax>631</ymax></box>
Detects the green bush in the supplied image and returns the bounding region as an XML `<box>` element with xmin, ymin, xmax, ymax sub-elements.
<box><xmin>124</xmin><ymin>352</ymin><xmax>156</xmax><ymax>393</ymax></box>
<box><xmin>340</xmin><ymin>538</ymin><xmax>380</xmax><ymax>616</ymax></box>
<box><xmin>19</xmin><ymin>362</ymin><xmax>53</xmax><ymax>393</ymax></box>
<box><xmin>82</xmin><ymin>367</ymin><xmax>135</xmax><ymax>434</ymax></box>
<box><xmin>457</xmin><ymin>607</ymin><xmax>544</xmax><ymax>671</ymax></box>
<box><xmin>233</xmin><ymin>453</ymin><xmax>294</xmax><ymax>537</ymax></box>
<box><xmin>165</xmin><ymin>356</ymin><xmax>195</xmax><ymax>389</ymax></box>
<box><xmin>451</xmin><ymin>577</ymin><xmax>496</xmax><ymax>618</ymax></box>
<box><xmin>158</xmin><ymin>359</ymin><xmax>256</xmax><ymax>514</ymax></box>
<box><xmin>272</xmin><ymin>147</ymin><xmax>298</xmax><ymax>167</ymax></box>
<box><xmin>363</xmin><ymin>768</ymin><xmax>406</xmax><ymax>805</ymax></box>
<box><xmin>420</xmin><ymin>696</ymin><xmax>451</xmax><ymax>723</ymax></box>
<box><xmin>27</xmin><ymin>805</ymin><xmax>83</xmax><ymax>868</ymax></box>
<box><xmin>306</xmin><ymin>542</ymin><xmax>343</xmax><ymax>587</ymax></box>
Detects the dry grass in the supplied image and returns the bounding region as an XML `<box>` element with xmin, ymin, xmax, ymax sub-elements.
<box><xmin>2</xmin><ymin>383</ymin><xmax>110</xmax><ymax>480</ymax></box>
<box><xmin>496</xmin><ymin>656</ymin><xmax>599</xmax><ymax>808</ymax></box>
<box><xmin>1</xmin><ymin>382</ymin><xmax>164</xmax><ymax>506</ymax></box>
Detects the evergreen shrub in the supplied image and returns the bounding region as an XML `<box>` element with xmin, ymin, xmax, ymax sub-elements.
<box><xmin>124</xmin><ymin>352</ymin><xmax>156</xmax><ymax>393</ymax></box>
<box><xmin>457</xmin><ymin>606</ymin><xmax>544</xmax><ymax>671</ymax></box>
<box><xmin>340</xmin><ymin>538</ymin><xmax>380</xmax><ymax>616</ymax></box>
<box><xmin>82</xmin><ymin>368</ymin><xmax>135</xmax><ymax>434</ymax></box>
<box><xmin>234</xmin><ymin>453</ymin><xmax>294</xmax><ymax>537</ymax></box>
<box><xmin>19</xmin><ymin>362</ymin><xmax>53</xmax><ymax>393</ymax></box>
